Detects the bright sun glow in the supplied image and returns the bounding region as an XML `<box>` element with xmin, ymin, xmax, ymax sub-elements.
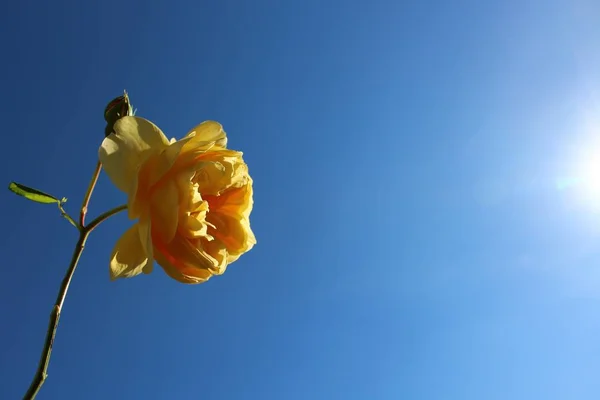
<box><xmin>572</xmin><ymin>143</ymin><xmax>600</xmax><ymax>212</ymax></box>
<box><xmin>562</xmin><ymin>104</ymin><xmax>600</xmax><ymax>213</ymax></box>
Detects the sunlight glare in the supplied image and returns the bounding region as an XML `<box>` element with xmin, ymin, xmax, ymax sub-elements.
<box><xmin>573</xmin><ymin>140</ymin><xmax>600</xmax><ymax>212</ymax></box>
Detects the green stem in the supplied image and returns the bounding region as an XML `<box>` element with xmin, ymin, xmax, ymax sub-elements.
<box><xmin>25</xmin><ymin>96</ymin><xmax>133</xmax><ymax>399</ymax></box>
<box><xmin>58</xmin><ymin>202</ymin><xmax>81</xmax><ymax>232</ymax></box>
<box><xmin>86</xmin><ymin>204</ymin><xmax>127</xmax><ymax>233</ymax></box>
<box><xmin>23</xmin><ymin>232</ymin><xmax>88</xmax><ymax>399</ymax></box>
<box><xmin>79</xmin><ymin>161</ymin><xmax>102</xmax><ymax>227</ymax></box>
<box><xmin>23</xmin><ymin>203</ymin><xmax>127</xmax><ymax>399</ymax></box>
<box><xmin>23</xmin><ymin>196</ymin><xmax>127</xmax><ymax>398</ymax></box>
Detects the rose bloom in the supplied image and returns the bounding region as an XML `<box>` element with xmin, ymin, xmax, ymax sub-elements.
<box><xmin>99</xmin><ymin>116</ymin><xmax>256</xmax><ymax>283</ymax></box>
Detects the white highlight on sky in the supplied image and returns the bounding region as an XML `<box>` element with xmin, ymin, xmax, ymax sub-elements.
<box><xmin>563</xmin><ymin>109</ymin><xmax>600</xmax><ymax>213</ymax></box>
<box><xmin>575</xmin><ymin>149</ymin><xmax>600</xmax><ymax>210</ymax></box>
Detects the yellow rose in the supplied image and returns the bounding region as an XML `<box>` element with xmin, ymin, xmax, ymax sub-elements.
<box><xmin>99</xmin><ymin>116</ymin><xmax>256</xmax><ymax>284</ymax></box>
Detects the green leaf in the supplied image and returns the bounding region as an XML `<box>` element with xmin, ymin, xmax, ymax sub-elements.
<box><xmin>8</xmin><ymin>182</ymin><xmax>60</xmax><ymax>204</ymax></box>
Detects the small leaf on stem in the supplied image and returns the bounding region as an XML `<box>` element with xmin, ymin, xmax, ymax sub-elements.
<box><xmin>8</xmin><ymin>182</ymin><xmax>60</xmax><ymax>204</ymax></box>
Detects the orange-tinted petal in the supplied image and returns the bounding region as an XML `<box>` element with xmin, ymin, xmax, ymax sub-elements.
<box><xmin>207</xmin><ymin>181</ymin><xmax>254</xmax><ymax>220</ymax></box>
<box><xmin>153</xmin><ymin>239</ymin><xmax>214</xmax><ymax>284</ymax></box>
<box><xmin>128</xmin><ymin>136</ymin><xmax>194</xmax><ymax>219</ymax></box>
<box><xmin>149</xmin><ymin>178</ymin><xmax>180</xmax><ymax>244</ymax></box>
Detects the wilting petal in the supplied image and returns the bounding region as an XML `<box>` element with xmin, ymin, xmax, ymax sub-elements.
<box><xmin>109</xmin><ymin>223</ymin><xmax>153</xmax><ymax>280</ymax></box>
<box><xmin>99</xmin><ymin>116</ymin><xmax>170</xmax><ymax>193</ymax></box>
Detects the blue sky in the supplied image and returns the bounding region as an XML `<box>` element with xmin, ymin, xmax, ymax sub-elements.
<box><xmin>2</xmin><ymin>0</ymin><xmax>600</xmax><ymax>399</ymax></box>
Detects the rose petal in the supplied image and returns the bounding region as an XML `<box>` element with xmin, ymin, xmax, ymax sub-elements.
<box><xmin>181</xmin><ymin>201</ymin><xmax>213</xmax><ymax>239</ymax></box>
<box><xmin>127</xmin><ymin>136</ymin><xmax>193</xmax><ymax>219</ymax></box>
<box><xmin>192</xmin><ymin>150</ymin><xmax>249</xmax><ymax>195</ymax></box>
<box><xmin>109</xmin><ymin>223</ymin><xmax>153</xmax><ymax>280</ymax></box>
<box><xmin>181</xmin><ymin>121</ymin><xmax>227</xmax><ymax>154</ymax></box>
<box><xmin>150</xmin><ymin>178</ymin><xmax>180</xmax><ymax>244</ymax></box>
<box><xmin>206</xmin><ymin>181</ymin><xmax>254</xmax><ymax>220</ymax></box>
<box><xmin>99</xmin><ymin>116</ymin><xmax>170</xmax><ymax>193</ymax></box>
<box><xmin>153</xmin><ymin>241</ymin><xmax>214</xmax><ymax>284</ymax></box>
<box><xmin>200</xmin><ymin>238</ymin><xmax>228</xmax><ymax>275</ymax></box>
<box><xmin>207</xmin><ymin>212</ymin><xmax>255</xmax><ymax>259</ymax></box>
<box><xmin>205</xmin><ymin>182</ymin><xmax>256</xmax><ymax>259</ymax></box>
<box><xmin>138</xmin><ymin>216</ymin><xmax>153</xmax><ymax>260</ymax></box>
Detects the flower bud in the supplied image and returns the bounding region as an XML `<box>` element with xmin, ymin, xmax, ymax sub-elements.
<box><xmin>104</xmin><ymin>91</ymin><xmax>134</xmax><ymax>137</ymax></box>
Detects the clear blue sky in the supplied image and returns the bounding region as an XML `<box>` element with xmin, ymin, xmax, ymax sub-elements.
<box><xmin>2</xmin><ymin>0</ymin><xmax>600</xmax><ymax>399</ymax></box>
